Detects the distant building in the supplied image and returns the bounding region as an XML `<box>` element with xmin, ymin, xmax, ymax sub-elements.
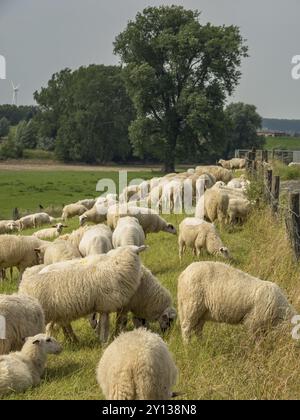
<box><xmin>257</xmin><ymin>130</ymin><xmax>291</xmax><ymax>137</ymax></box>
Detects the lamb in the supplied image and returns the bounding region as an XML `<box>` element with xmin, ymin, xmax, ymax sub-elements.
<box><xmin>79</xmin><ymin>225</ymin><xmax>113</xmax><ymax>256</ymax></box>
<box><xmin>96</xmin><ymin>329</ymin><xmax>178</xmax><ymax>400</ymax></box>
<box><xmin>62</xmin><ymin>203</ymin><xmax>87</xmax><ymax>221</ymax></box>
<box><xmin>19</xmin><ymin>246</ymin><xmax>146</xmax><ymax>343</ymax></box>
<box><xmin>33</xmin><ymin>223</ymin><xmax>67</xmax><ymax>240</ymax></box>
<box><xmin>0</xmin><ymin>220</ymin><xmax>20</xmax><ymax>234</ymax></box>
<box><xmin>34</xmin><ymin>240</ymin><xmax>82</xmax><ymax>265</ymax></box>
<box><xmin>0</xmin><ymin>235</ymin><xmax>49</xmax><ymax>281</ymax></box>
<box><xmin>107</xmin><ymin>205</ymin><xmax>177</xmax><ymax>235</ymax></box>
<box><xmin>178</xmin><ymin>218</ymin><xmax>230</xmax><ymax>260</ymax></box>
<box><xmin>0</xmin><ymin>294</ymin><xmax>45</xmax><ymax>355</ymax></box>
<box><xmin>177</xmin><ymin>261</ymin><xmax>296</xmax><ymax>341</ymax></box>
<box><xmin>0</xmin><ymin>334</ymin><xmax>62</xmax><ymax>396</ymax></box>
<box><xmin>112</xmin><ymin>217</ymin><xmax>145</xmax><ymax>248</ymax></box>
<box><xmin>195</xmin><ymin>187</ymin><xmax>229</xmax><ymax>225</ymax></box>
<box><xmin>114</xmin><ymin>265</ymin><xmax>176</xmax><ymax>334</ymax></box>
<box><xmin>227</xmin><ymin>198</ymin><xmax>251</xmax><ymax>224</ymax></box>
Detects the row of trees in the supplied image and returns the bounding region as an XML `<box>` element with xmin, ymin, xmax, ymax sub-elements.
<box><xmin>0</xmin><ymin>6</ymin><xmax>264</xmax><ymax>168</ymax></box>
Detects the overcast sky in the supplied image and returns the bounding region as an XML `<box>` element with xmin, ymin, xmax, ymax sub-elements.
<box><xmin>0</xmin><ymin>0</ymin><xmax>299</xmax><ymax>118</ymax></box>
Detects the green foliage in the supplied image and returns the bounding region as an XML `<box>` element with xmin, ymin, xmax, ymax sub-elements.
<box><xmin>34</xmin><ymin>65</ymin><xmax>135</xmax><ymax>164</ymax></box>
<box><xmin>0</xmin><ymin>117</ymin><xmax>10</xmax><ymax>137</ymax></box>
<box><xmin>114</xmin><ymin>5</ymin><xmax>248</xmax><ymax>171</ymax></box>
<box><xmin>225</xmin><ymin>102</ymin><xmax>264</xmax><ymax>155</ymax></box>
<box><xmin>0</xmin><ymin>137</ymin><xmax>23</xmax><ymax>160</ymax></box>
<box><xmin>14</xmin><ymin>120</ymin><xmax>38</xmax><ymax>149</ymax></box>
<box><xmin>0</xmin><ymin>105</ymin><xmax>38</xmax><ymax>125</ymax></box>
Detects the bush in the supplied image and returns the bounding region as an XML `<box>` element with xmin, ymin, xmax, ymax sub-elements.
<box><xmin>0</xmin><ymin>117</ymin><xmax>10</xmax><ymax>137</ymax></box>
<box><xmin>0</xmin><ymin>138</ymin><xmax>23</xmax><ymax>160</ymax></box>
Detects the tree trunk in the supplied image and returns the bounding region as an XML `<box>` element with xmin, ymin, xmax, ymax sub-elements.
<box><xmin>164</xmin><ymin>146</ymin><xmax>176</xmax><ymax>173</ymax></box>
<box><xmin>163</xmin><ymin>111</ymin><xmax>179</xmax><ymax>174</ymax></box>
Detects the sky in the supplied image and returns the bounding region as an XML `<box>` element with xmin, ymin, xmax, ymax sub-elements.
<box><xmin>0</xmin><ymin>0</ymin><xmax>299</xmax><ymax>119</ymax></box>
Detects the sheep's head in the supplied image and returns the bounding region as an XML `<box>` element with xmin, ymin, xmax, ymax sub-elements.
<box><xmin>159</xmin><ymin>307</ymin><xmax>177</xmax><ymax>332</ymax></box>
<box><xmin>24</xmin><ymin>334</ymin><xmax>62</xmax><ymax>355</ymax></box>
<box><xmin>79</xmin><ymin>215</ymin><xmax>88</xmax><ymax>226</ymax></box>
<box><xmin>164</xmin><ymin>223</ymin><xmax>177</xmax><ymax>235</ymax></box>
<box><xmin>34</xmin><ymin>245</ymin><xmax>47</xmax><ymax>264</ymax></box>
<box><xmin>219</xmin><ymin>247</ymin><xmax>231</xmax><ymax>259</ymax></box>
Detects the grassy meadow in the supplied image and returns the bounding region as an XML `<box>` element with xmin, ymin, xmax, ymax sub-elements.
<box><xmin>264</xmin><ymin>136</ymin><xmax>300</xmax><ymax>151</ymax></box>
<box><xmin>1</xmin><ymin>168</ymin><xmax>300</xmax><ymax>400</ymax></box>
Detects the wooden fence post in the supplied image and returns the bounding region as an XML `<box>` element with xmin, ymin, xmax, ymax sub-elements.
<box><xmin>264</xmin><ymin>169</ymin><xmax>273</xmax><ymax>203</ymax></box>
<box><xmin>286</xmin><ymin>192</ymin><xmax>300</xmax><ymax>261</ymax></box>
<box><xmin>271</xmin><ymin>175</ymin><xmax>280</xmax><ymax>214</ymax></box>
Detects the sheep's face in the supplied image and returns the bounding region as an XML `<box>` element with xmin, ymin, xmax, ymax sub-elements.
<box><xmin>34</xmin><ymin>247</ymin><xmax>46</xmax><ymax>264</ymax></box>
<box><xmin>165</xmin><ymin>224</ymin><xmax>177</xmax><ymax>235</ymax></box>
<box><xmin>79</xmin><ymin>215</ymin><xmax>88</xmax><ymax>226</ymax></box>
<box><xmin>26</xmin><ymin>334</ymin><xmax>62</xmax><ymax>355</ymax></box>
<box><xmin>219</xmin><ymin>247</ymin><xmax>230</xmax><ymax>259</ymax></box>
<box><xmin>159</xmin><ymin>307</ymin><xmax>177</xmax><ymax>332</ymax></box>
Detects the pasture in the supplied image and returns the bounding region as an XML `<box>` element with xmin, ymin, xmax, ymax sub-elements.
<box><xmin>1</xmin><ymin>168</ymin><xmax>300</xmax><ymax>400</ymax></box>
<box><xmin>264</xmin><ymin>136</ymin><xmax>300</xmax><ymax>151</ymax></box>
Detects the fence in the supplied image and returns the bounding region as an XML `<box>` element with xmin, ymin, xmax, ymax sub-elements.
<box><xmin>246</xmin><ymin>151</ymin><xmax>300</xmax><ymax>261</ymax></box>
<box><xmin>236</xmin><ymin>149</ymin><xmax>299</xmax><ymax>164</ymax></box>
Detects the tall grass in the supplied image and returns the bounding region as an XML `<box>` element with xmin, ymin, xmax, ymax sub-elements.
<box><xmin>272</xmin><ymin>161</ymin><xmax>300</xmax><ymax>180</ymax></box>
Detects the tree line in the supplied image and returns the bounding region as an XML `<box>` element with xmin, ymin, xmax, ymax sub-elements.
<box><xmin>0</xmin><ymin>5</ymin><xmax>264</xmax><ymax>169</ymax></box>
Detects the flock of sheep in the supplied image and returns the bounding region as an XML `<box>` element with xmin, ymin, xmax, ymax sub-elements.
<box><xmin>0</xmin><ymin>158</ymin><xmax>296</xmax><ymax>400</ymax></box>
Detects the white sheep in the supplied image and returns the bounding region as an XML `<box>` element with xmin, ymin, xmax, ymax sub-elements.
<box><xmin>62</xmin><ymin>203</ymin><xmax>87</xmax><ymax>221</ymax></box>
<box><xmin>195</xmin><ymin>187</ymin><xmax>229</xmax><ymax>225</ymax></box>
<box><xmin>19</xmin><ymin>246</ymin><xmax>146</xmax><ymax>343</ymax></box>
<box><xmin>79</xmin><ymin>225</ymin><xmax>113</xmax><ymax>256</ymax></box>
<box><xmin>34</xmin><ymin>240</ymin><xmax>82</xmax><ymax>265</ymax></box>
<box><xmin>107</xmin><ymin>205</ymin><xmax>177</xmax><ymax>235</ymax></box>
<box><xmin>178</xmin><ymin>261</ymin><xmax>296</xmax><ymax>341</ymax></box>
<box><xmin>76</xmin><ymin>198</ymin><xmax>96</xmax><ymax>210</ymax></box>
<box><xmin>0</xmin><ymin>334</ymin><xmax>62</xmax><ymax>396</ymax></box>
<box><xmin>0</xmin><ymin>294</ymin><xmax>45</xmax><ymax>355</ymax></box>
<box><xmin>0</xmin><ymin>235</ymin><xmax>49</xmax><ymax>281</ymax></box>
<box><xmin>0</xmin><ymin>220</ymin><xmax>20</xmax><ymax>234</ymax></box>
<box><xmin>96</xmin><ymin>329</ymin><xmax>178</xmax><ymax>400</ymax></box>
<box><xmin>178</xmin><ymin>218</ymin><xmax>230</xmax><ymax>260</ymax></box>
<box><xmin>196</xmin><ymin>166</ymin><xmax>232</xmax><ymax>183</ymax></box>
<box><xmin>33</xmin><ymin>223</ymin><xmax>67</xmax><ymax>240</ymax></box>
<box><xmin>227</xmin><ymin>198</ymin><xmax>251</xmax><ymax>224</ymax></box>
<box><xmin>79</xmin><ymin>205</ymin><xmax>107</xmax><ymax>226</ymax></box>
<box><xmin>112</xmin><ymin>217</ymin><xmax>145</xmax><ymax>248</ymax></box>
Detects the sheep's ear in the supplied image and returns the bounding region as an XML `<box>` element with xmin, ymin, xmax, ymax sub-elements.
<box><xmin>32</xmin><ymin>339</ymin><xmax>40</xmax><ymax>345</ymax></box>
<box><xmin>34</xmin><ymin>248</ymin><xmax>41</xmax><ymax>254</ymax></box>
<box><xmin>136</xmin><ymin>245</ymin><xmax>149</xmax><ymax>254</ymax></box>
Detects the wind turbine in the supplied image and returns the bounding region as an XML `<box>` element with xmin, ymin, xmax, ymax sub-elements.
<box><xmin>11</xmin><ymin>81</ymin><xmax>20</xmax><ymax>106</ymax></box>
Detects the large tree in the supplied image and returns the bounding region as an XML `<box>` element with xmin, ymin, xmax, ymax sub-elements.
<box><xmin>225</xmin><ymin>102</ymin><xmax>264</xmax><ymax>154</ymax></box>
<box><xmin>114</xmin><ymin>5</ymin><xmax>248</xmax><ymax>172</ymax></box>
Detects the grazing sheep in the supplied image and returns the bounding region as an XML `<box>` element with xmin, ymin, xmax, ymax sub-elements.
<box><xmin>178</xmin><ymin>261</ymin><xmax>296</xmax><ymax>341</ymax></box>
<box><xmin>218</xmin><ymin>158</ymin><xmax>246</xmax><ymax>170</ymax></box>
<box><xmin>217</xmin><ymin>159</ymin><xmax>231</xmax><ymax>170</ymax></box>
<box><xmin>0</xmin><ymin>294</ymin><xmax>45</xmax><ymax>355</ymax></box>
<box><xmin>33</xmin><ymin>223</ymin><xmax>67</xmax><ymax>240</ymax></box>
<box><xmin>18</xmin><ymin>215</ymin><xmax>36</xmax><ymax>230</ymax></box>
<box><xmin>79</xmin><ymin>225</ymin><xmax>113</xmax><ymax>256</ymax></box>
<box><xmin>34</xmin><ymin>240</ymin><xmax>82</xmax><ymax>265</ymax></box>
<box><xmin>195</xmin><ymin>166</ymin><xmax>232</xmax><ymax>183</ymax></box>
<box><xmin>32</xmin><ymin>213</ymin><xmax>54</xmax><ymax>227</ymax></box>
<box><xmin>96</xmin><ymin>329</ymin><xmax>178</xmax><ymax>400</ymax></box>
<box><xmin>0</xmin><ymin>334</ymin><xmax>62</xmax><ymax>396</ymax></box>
<box><xmin>19</xmin><ymin>246</ymin><xmax>146</xmax><ymax>343</ymax></box>
<box><xmin>114</xmin><ymin>265</ymin><xmax>176</xmax><ymax>334</ymax></box>
<box><xmin>79</xmin><ymin>205</ymin><xmax>107</xmax><ymax>226</ymax></box>
<box><xmin>195</xmin><ymin>187</ymin><xmax>229</xmax><ymax>225</ymax></box>
<box><xmin>62</xmin><ymin>203</ymin><xmax>87</xmax><ymax>221</ymax></box>
<box><xmin>107</xmin><ymin>205</ymin><xmax>177</xmax><ymax>235</ymax></box>
<box><xmin>227</xmin><ymin>198</ymin><xmax>251</xmax><ymax>224</ymax></box>
<box><xmin>112</xmin><ymin>217</ymin><xmax>145</xmax><ymax>248</ymax></box>
<box><xmin>0</xmin><ymin>235</ymin><xmax>49</xmax><ymax>281</ymax></box>
<box><xmin>76</xmin><ymin>199</ymin><xmax>96</xmax><ymax>210</ymax></box>
<box><xmin>0</xmin><ymin>220</ymin><xmax>20</xmax><ymax>234</ymax></box>
<box><xmin>178</xmin><ymin>218</ymin><xmax>230</xmax><ymax>260</ymax></box>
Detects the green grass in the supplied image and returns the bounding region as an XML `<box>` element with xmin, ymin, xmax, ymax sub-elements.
<box><xmin>272</xmin><ymin>160</ymin><xmax>300</xmax><ymax>180</ymax></box>
<box><xmin>264</xmin><ymin>136</ymin><xmax>300</xmax><ymax>150</ymax></box>
<box><xmin>1</xmin><ymin>169</ymin><xmax>300</xmax><ymax>400</ymax></box>
<box><xmin>23</xmin><ymin>149</ymin><xmax>56</xmax><ymax>160</ymax></box>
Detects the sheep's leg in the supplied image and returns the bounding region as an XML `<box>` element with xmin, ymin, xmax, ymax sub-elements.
<box><xmin>62</xmin><ymin>323</ymin><xmax>79</xmax><ymax>343</ymax></box>
<box><xmin>46</xmin><ymin>322</ymin><xmax>57</xmax><ymax>336</ymax></box>
<box><xmin>178</xmin><ymin>239</ymin><xmax>185</xmax><ymax>261</ymax></box>
<box><xmin>133</xmin><ymin>317</ymin><xmax>149</xmax><ymax>329</ymax></box>
<box><xmin>96</xmin><ymin>313</ymin><xmax>109</xmax><ymax>344</ymax></box>
<box><xmin>115</xmin><ymin>312</ymin><xmax>128</xmax><ymax>335</ymax></box>
<box><xmin>194</xmin><ymin>320</ymin><xmax>206</xmax><ymax>338</ymax></box>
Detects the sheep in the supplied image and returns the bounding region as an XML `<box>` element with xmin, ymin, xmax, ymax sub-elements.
<box><xmin>112</xmin><ymin>217</ymin><xmax>145</xmax><ymax>248</ymax></box>
<box><xmin>107</xmin><ymin>205</ymin><xmax>177</xmax><ymax>235</ymax></box>
<box><xmin>218</xmin><ymin>158</ymin><xmax>246</xmax><ymax>170</ymax></box>
<box><xmin>0</xmin><ymin>294</ymin><xmax>45</xmax><ymax>355</ymax></box>
<box><xmin>0</xmin><ymin>235</ymin><xmax>49</xmax><ymax>281</ymax></box>
<box><xmin>76</xmin><ymin>198</ymin><xmax>96</xmax><ymax>210</ymax></box>
<box><xmin>18</xmin><ymin>215</ymin><xmax>36</xmax><ymax>230</ymax></box>
<box><xmin>79</xmin><ymin>225</ymin><xmax>113</xmax><ymax>256</ymax></box>
<box><xmin>227</xmin><ymin>198</ymin><xmax>251</xmax><ymax>224</ymax></box>
<box><xmin>59</xmin><ymin>226</ymin><xmax>89</xmax><ymax>249</ymax></box>
<box><xmin>96</xmin><ymin>329</ymin><xmax>178</xmax><ymax>400</ymax></box>
<box><xmin>19</xmin><ymin>246</ymin><xmax>146</xmax><ymax>343</ymax></box>
<box><xmin>33</xmin><ymin>223</ymin><xmax>67</xmax><ymax>240</ymax></box>
<box><xmin>114</xmin><ymin>265</ymin><xmax>176</xmax><ymax>334</ymax></box>
<box><xmin>0</xmin><ymin>334</ymin><xmax>62</xmax><ymax>396</ymax></box>
<box><xmin>195</xmin><ymin>187</ymin><xmax>229</xmax><ymax>225</ymax></box>
<box><xmin>0</xmin><ymin>220</ymin><xmax>20</xmax><ymax>234</ymax></box>
<box><xmin>196</xmin><ymin>166</ymin><xmax>232</xmax><ymax>183</ymax></box>
<box><xmin>178</xmin><ymin>218</ymin><xmax>230</xmax><ymax>260</ymax></box>
<box><xmin>62</xmin><ymin>203</ymin><xmax>87</xmax><ymax>221</ymax></box>
<box><xmin>18</xmin><ymin>213</ymin><xmax>53</xmax><ymax>230</ymax></box>
<box><xmin>34</xmin><ymin>240</ymin><xmax>82</xmax><ymax>265</ymax></box>
<box><xmin>217</xmin><ymin>159</ymin><xmax>231</xmax><ymax>170</ymax></box>
<box><xmin>79</xmin><ymin>205</ymin><xmax>107</xmax><ymax>226</ymax></box>
<box><xmin>177</xmin><ymin>261</ymin><xmax>296</xmax><ymax>341</ymax></box>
